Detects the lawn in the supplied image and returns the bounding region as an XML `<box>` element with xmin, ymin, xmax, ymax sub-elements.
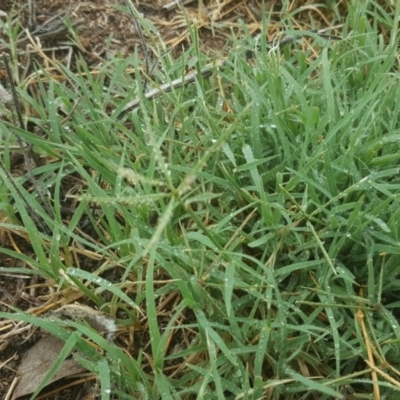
<box><xmin>1</xmin><ymin>1</ymin><xmax>400</xmax><ymax>399</ymax></box>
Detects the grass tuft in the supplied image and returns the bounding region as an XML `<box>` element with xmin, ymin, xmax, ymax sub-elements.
<box><xmin>1</xmin><ymin>1</ymin><xmax>400</xmax><ymax>399</ymax></box>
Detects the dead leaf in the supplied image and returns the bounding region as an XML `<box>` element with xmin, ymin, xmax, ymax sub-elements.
<box><xmin>12</xmin><ymin>335</ymin><xmax>86</xmax><ymax>400</ymax></box>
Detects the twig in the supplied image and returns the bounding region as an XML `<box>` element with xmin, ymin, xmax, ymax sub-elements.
<box><xmin>163</xmin><ymin>0</ymin><xmax>196</xmax><ymax>12</ymax></box>
<box><xmin>119</xmin><ymin>63</ymin><xmax>216</xmax><ymax>115</ymax></box>
<box><xmin>119</xmin><ymin>24</ymin><xmax>344</xmax><ymax>116</ymax></box>
<box><xmin>28</xmin><ymin>0</ymin><xmax>36</xmax><ymax>28</ymax></box>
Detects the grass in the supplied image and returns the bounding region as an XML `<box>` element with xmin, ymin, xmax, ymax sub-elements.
<box><xmin>1</xmin><ymin>0</ymin><xmax>400</xmax><ymax>399</ymax></box>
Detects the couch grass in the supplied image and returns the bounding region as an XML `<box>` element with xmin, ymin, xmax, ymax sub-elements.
<box><xmin>1</xmin><ymin>1</ymin><xmax>400</xmax><ymax>399</ymax></box>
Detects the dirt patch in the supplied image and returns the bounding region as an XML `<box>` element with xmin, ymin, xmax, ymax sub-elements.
<box><xmin>0</xmin><ymin>0</ymin><xmax>268</xmax><ymax>71</ymax></box>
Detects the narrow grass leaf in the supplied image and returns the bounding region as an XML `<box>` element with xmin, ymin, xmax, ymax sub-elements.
<box><xmin>97</xmin><ymin>358</ymin><xmax>111</xmax><ymax>400</ymax></box>
<box><xmin>224</xmin><ymin>263</ymin><xmax>235</xmax><ymax>317</ymax></box>
<box><xmin>146</xmin><ymin>247</ymin><xmax>161</xmax><ymax>369</ymax></box>
<box><xmin>285</xmin><ymin>367</ymin><xmax>341</xmax><ymax>397</ymax></box>
<box><xmin>67</xmin><ymin>267</ymin><xmax>141</xmax><ymax>313</ymax></box>
<box><xmin>195</xmin><ymin>310</ymin><xmax>238</xmax><ymax>367</ymax></box>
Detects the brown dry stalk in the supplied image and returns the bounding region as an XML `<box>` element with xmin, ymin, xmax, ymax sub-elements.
<box><xmin>356</xmin><ymin>289</ymin><xmax>381</xmax><ymax>400</ymax></box>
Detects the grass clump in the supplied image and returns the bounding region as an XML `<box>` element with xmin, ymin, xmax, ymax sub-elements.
<box><xmin>1</xmin><ymin>1</ymin><xmax>400</xmax><ymax>399</ymax></box>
